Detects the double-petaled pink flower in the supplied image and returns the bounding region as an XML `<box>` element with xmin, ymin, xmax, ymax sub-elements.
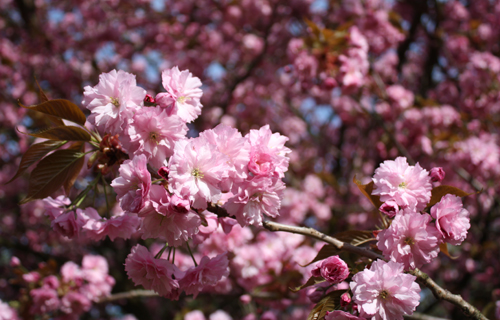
<box><xmin>350</xmin><ymin>260</ymin><xmax>421</xmax><ymax>320</ymax></box>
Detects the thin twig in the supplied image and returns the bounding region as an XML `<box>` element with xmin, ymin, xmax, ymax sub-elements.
<box><xmin>97</xmin><ymin>290</ymin><xmax>158</xmax><ymax>303</ymax></box>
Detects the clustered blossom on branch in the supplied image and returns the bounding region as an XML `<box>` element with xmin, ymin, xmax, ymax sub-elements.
<box><xmin>33</xmin><ymin>67</ymin><xmax>294</xmax><ymax>301</ymax></box>
<box><xmin>372</xmin><ymin>158</ymin><xmax>471</xmax><ymax>271</ymax></box>
<box><xmin>11</xmin><ymin>255</ymin><xmax>113</xmax><ymax>319</ymax></box>
<box><xmin>8</xmin><ymin>63</ymin><xmax>483</xmax><ymax>319</ymax></box>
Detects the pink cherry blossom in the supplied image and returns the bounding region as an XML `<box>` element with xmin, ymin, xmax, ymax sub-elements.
<box><xmin>61</xmin><ymin>261</ymin><xmax>84</xmax><ymax>284</ymax></box>
<box><xmin>311</xmin><ymin>256</ymin><xmax>349</xmax><ymax>284</ymax></box>
<box><xmin>0</xmin><ymin>300</ymin><xmax>19</xmax><ymax>320</ymax></box>
<box><xmin>224</xmin><ymin>177</ymin><xmax>285</xmax><ymax>226</ymax></box>
<box><xmin>185</xmin><ymin>310</ymin><xmax>206</xmax><ymax>320</ymax></box>
<box><xmin>246</xmin><ymin>125</ymin><xmax>291</xmax><ymax>179</ymax></box>
<box><xmin>30</xmin><ymin>286</ymin><xmax>60</xmax><ymax>314</ymax></box>
<box><xmin>372</xmin><ymin>157</ymin><xmax>432</xmax><ymax>211</ymax></box>
<box><xmin>126</xmin><ymin>106</ymin><xmax>188</xmax><ymax>168</ymax></box>
<box><xmin>199</xmin><ymin>124</ymin><xmax>251</xmax><ymax>182</ymax></box>
<box><xmin>83</xmin><ymin>212</ymin><xmax>141</xmax><ymax>241</ymax></box>
<box><xmin>155</xmin><ymin>66</ymin><xmax>203</xmax><ymax>123</ymax></box>
<box><xmin>140</xmin><ymin>210</ymin><xmax>201</xmax><ymax>247</ymax></box>
<box><xmin>168</xmin><ymin>137</ymin><xmax>230</xmax><ymax>209</ymax></box>
<box><xmin>83</xmin><ymin>69</ymin><xmax>146</xmax><ymax>134</ymax></box>
<box><xmin>60</xmin><ymin>292</ymin><xmax>91</xmax><ymax>314</ymax></box>
<box><xmin>51</xmin><ymin>209</ymin><xmax>86</xmax><ymax>239</ymax></box>
<box><xmin>43</xmin><ymin>196</ymin><xmax>71</xmax><ymax>220</ymax></box>
<box><xmin>124</xmin><ymin>244</ymin><xmax>184</xmax><ymax>299</ymax></box>
<box><xmin>377</xmin><ymin>210</ymin><xmax>441</xmax><ymax>270</ymax></box>
<box><xmin>431</xmin><ymin>194</ymin><xmax>471</xmax><ymax>245</ymax></box>
<box><xmin>350</xmin><ymin>260</ymin><xmax>421</xmax><ymax>320</ymax></box>
<box><xmin>111</xmin><ymin>155</ymin><xmax>151</xmax><ymax>214</ymax></box>
<box><xmin>179</xmin><ymin>252</ymin><xmax>230</xmax><ymax>297</ymax></box>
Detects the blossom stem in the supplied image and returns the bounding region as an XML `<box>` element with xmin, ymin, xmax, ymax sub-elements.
<box><xmin>186</xmin><ymin>242</ymin><xmax>198</xmax><ymax>267</ymax></box>
<box><xmin>71</xmin><ymin>172</ymin><xmax>102</xmax><ymax>207</ymax></box>
<box><xmin>101</xmin><ymin>175</ymin><xmax>110</xmax><ymax>215</ymax></box>
<box><xmin>167</xmin><ymin>246</ymin><xmax>172</xmax><ymax>261</ymax></box>
<box><xmin>154</xmin><ymin>243</ymin><xmax>168</xmax><ymax>259</ymax></box>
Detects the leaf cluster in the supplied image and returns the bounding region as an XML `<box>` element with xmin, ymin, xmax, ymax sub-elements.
<box><xmin>8</xmin><ymin>84</ymin><xmax>90</xmax><ymax>204</ymax></box>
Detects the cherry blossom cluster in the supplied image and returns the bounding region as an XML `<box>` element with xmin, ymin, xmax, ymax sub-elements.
<box><xmin>306</xmin><ymin>255</ymin><xmax>421</xmax><ymax>320</ymax></box>
<box><xmin>373</xmin><ymin>157</ymin><xmax>471</xmax><ymax>270</ymax></box>
<box><xmin>37</xmin><ymin>67</ymin><xmax>292</xmax><ymax>301</ymax></box>
<box><xmin>13</xmin><ymin>255</ymin><xmax>113</xmax><ymax>319</ymax></box>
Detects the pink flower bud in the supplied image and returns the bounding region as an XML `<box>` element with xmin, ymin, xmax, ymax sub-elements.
<box><xmin>379</xmin><ymin>200</ymin><xmax>399</xmax><ymax>218</ymax></box>
<box><xmin>240</xmin><ymin>294</ymin><xmax>251</xmax><ymax>304</ymax></box>
<box><xmin>144</xmin><ymin>94</ymin><xmax>155</xmax><ymax>103</ymax></box>
<box><xmin>340</xmin><ymin>292</ymin><xmax>351</xmax><ymax>307</ymax></box>
<box><xmin>430</xmin><ymin>167</ymin><xmax>445</xmax><ymax>182</ymax></box>
<box><xmin>10</xmin><ymin>256</ymin><xmax>20</xmax><ymax>267</ymax></box>
<box><xmin>158</xmin><ymin>166</ymin><xmax>169</xmax><ymax>180</ymax></box>
<box><xmin>311</xmin><ymin>256</ymin><xmax>349</xmax><ymax>284</ymax></box>
<box><xmin>23</xmin><ymin>271</ymin><xmax>41</xmax><ymax>283</ymax></box>
<box><xmin>323</xmin><ymin>77</ymin><xmax>337</xmax><ymax>90</ymax></box>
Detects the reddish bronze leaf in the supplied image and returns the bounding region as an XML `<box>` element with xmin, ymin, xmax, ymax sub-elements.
<box><xmin>426</xmin><ymin>185</ymin><xmax>476</xmax><ymax>209</ymax></box>
<box><xmin>20</xmin><ymin>149</ymin><xmax>86</xmax><ymax>204</ymax></box>
<box><xmin>307</xmin><ymin>290</ymin><xmax>347</xmax><ymax>320</ymax></box>
<box><xmin>5</xmin><ymin>140</ymin><xmax>67</xmax><ymax>184</ymax></box>
<box><xmin>290</xmin><ymin>276</ymin><xmax>325</xmax><ymax>293</ymax></box>
<box><xmin>353</xmin><ymin>176</ymin><xmax>383</xmax><ymax>209</ymax></box>
<box><xmin>63</xmin><ymin>142</ymin><xmax>85</xmax><ymax>194</ymax></box>
<box><xmin>333</xmin><ymin>230</ymin><xmax>376</xmax><ymax>246</ymax></box>
<box><xmin>35</xmin><ymin>79</ymin><xmax>49</xmax><ymax>103</ymax></box>
<box><xmin>25</xmin><ymin>126</ymin><xmax>90</xmax><ymax>141</ymax></box>
<box><xmin>20</xmin><ymin>99</ymin><xmax>86</xmax><ymax>126</ymax></box>
<box><xmin>301</xmin><ymin>244</ymin><xmax>342</xmax><ymax>267</ymax></box>
<box><xmin>439</xmin><ymin>242</ymin><xmax>458</xmax><ymax>260</ymax></box>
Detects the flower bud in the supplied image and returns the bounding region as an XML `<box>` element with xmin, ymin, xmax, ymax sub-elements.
<box><xmin>379</xmin><ymin>200</ymin><xmax>399</xmax><ymax>218</ymax></box>
<box><xmin>429</xmin><ymin>167</ymin><xmax>445</xmax><ymax>182</ymax></box>
<box><xmin>311</xmin><ymin>256</ymin><xmax>349</xmax><ymax>284</ymax></box>
<box><xmin>340</xmin><ymin>292</ymin><xmax>351</xmax><ymax>307</ymax></box>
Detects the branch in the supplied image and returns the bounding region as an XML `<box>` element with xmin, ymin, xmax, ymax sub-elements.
<box><xmin>97</xmin><ymin>290</ymin><xmax>158</xmax><ymax>303</ymax></box>
<box><xmin>404</xmin><ymin>313</ymin><xmax>449</xmax><ymax>320</ymax></box>
<box><xmin>408</xmin><ymin>269</ymin><xmax>488</xmax><ymax>320</ymax></box>
<box><xmin>262</xmin><ymin>220</ymin><xmax>489</xmax><ymax>320</ymax></box>
<box><xmin>262</xmin><ymin>221</ymin><xmax>383</xmax><ymax>261</ymax></box>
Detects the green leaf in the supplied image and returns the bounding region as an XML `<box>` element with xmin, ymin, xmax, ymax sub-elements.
<box><xmin>20</xmin><ymin>99</ymin><xmax>86</xmax><ymax>126</ymax></box>
<box><xmin>333</xmin><ymin>230</ymin><xmax>376</xmax><ymax>246</ymax></box>
<box><xmin>5</xmin><ymin>140</ymin><xmax>67</xmax><ymax>184</ymax></box>
<box><xmin>20</xmin><ymin>149</ymin><xmax>86</xmax><ymax>204</ymax></box>
<box><xmin>301</xmin><ymin>245</ymin><xmax>342</xmax><ymax>267</ymax></box>
<box><xmin>426</xmin><ymin>185</ymin><xmax>476</xmax><ymax>209</ymax></box>
<box><xmin>307</xmin><ymin>290</ymin><xmax>347</xmax><ymax>320</ymax></box>
<box><xmin>24</xmin><ymin>126</ymin><xmax>90</xmax><ymax>141</ymax></box>
<box><xmin>353</xmin><ymin>176</ymin><xmax>383</xmax><ymax>209</ymax></box>
<box><xmin>290</xmin><ymin>276</ymin><xmax>325</xmax><ymax>293</ymax></box>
